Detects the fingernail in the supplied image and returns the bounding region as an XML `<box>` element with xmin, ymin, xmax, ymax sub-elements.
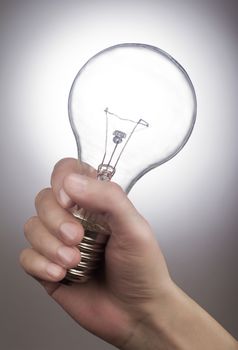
<box><xmin>57</xmin><ymin>246</ymin><xmax>77</xmax><ymax>265</ymax></box>
<box><xmin>46</xmin><ymin>263</ymin><xmax>63</xmax><ymax>279</ymax></box>
<box><xmin>59</xmin><ymin>188</ymin><xmax>73</xmax><ymax>207</ymax></box>
<box><xmin>60</xmin><ymin>222</ymin><xmax>80</xmax><ymax>241</ymax></box>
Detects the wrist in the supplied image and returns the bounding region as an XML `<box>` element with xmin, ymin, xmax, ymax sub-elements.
<box><xmin>120</xmin><ymin>281</ymin><xmax>238</xmax><ymax>350</ymax></box>
<box><xmin>119</xmin><ymin>279</ymin><xmax>178</xmax><ymax>350</ymax></box>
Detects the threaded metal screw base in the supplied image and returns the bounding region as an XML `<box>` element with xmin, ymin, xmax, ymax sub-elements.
<box><xmin>65</xmin><ymin>210</ymin><xmax>110</xmax><ymax>283</ymax></box>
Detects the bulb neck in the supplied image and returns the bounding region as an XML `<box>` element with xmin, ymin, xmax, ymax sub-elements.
<box><xmin>97</xmin><ymin>164</ymin><xmax>115</xmax><ymax>181</ymax></box>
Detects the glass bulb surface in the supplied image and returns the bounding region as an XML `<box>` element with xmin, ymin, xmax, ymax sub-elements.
<box><xmin>65</xmin><ymin>43</ymin><xmax>197</xmax><ymax>283</ymax></box>
<box><xmin>69</xmin><ymin>43</ymin><xmax>197</xmax><ymax>193</ymax></box>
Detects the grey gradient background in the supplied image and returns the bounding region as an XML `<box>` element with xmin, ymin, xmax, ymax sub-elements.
<box><xmin>0</xmin><ymin>0</ymin><xmax>237</xmax><ymax>349</ymax></box>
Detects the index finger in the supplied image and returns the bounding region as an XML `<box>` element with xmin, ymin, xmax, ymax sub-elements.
<box><xmin>51</xmin><ymin>158</ymin><xmax>96</xmax><ymax>205</ymax></box>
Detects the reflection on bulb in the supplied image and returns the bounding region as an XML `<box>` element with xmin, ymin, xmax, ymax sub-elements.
<box><xmin>65</xmin><ymin>43</ymin><xmax>197</xmax><ymax>283</ymax></box>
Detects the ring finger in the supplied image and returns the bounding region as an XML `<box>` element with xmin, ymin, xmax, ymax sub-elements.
<box><xmin>35</xmin><ymin>188</ymin><xmax>84</xmax><ymax>246</ymax></box>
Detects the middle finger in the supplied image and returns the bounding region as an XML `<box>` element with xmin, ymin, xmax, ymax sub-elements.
<box><xmin>35</xmin><ymin>187</ymin><xmax>84</xmax><ymax>245</ymax></box>
<box><xmin>24</xmin><ymin>216</ymin><xmax>81</xmax><ymax>269</ymax></box>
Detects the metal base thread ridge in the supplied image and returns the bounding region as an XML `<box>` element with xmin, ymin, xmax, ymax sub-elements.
<box><xmin>65</xmin><ymin>210</ymin><xmax>110</xmax><ymax>283</ymax></box>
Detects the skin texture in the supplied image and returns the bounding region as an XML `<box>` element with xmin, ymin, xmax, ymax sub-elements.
<box><xmin>20</xmin><ymin>158</ymin><xmax>238</xmax><ymax>350</ymax></box>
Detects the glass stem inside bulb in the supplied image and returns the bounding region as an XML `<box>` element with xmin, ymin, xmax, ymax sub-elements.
<box><xmin>97</xmin><ymin>108</ymin><xmax>149</xmax><ymax>181</ymax></box>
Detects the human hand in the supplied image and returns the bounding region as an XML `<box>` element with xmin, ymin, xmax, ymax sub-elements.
<box><xmin>20</xmin><ymin>158</ymin><xmax>173</xmax><ymax>348</ymax></box>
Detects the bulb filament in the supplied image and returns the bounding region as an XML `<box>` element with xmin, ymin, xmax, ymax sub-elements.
<box><xmin>97</xmin><ymin>108</ymin><xmax>149</xmax><ymax>181</ymax></box>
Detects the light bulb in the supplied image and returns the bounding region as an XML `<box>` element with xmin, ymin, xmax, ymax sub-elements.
<box><xmin>65</xmin><ymin>43</ymin><xmax>197</xmax><ymax>283</ymax></box>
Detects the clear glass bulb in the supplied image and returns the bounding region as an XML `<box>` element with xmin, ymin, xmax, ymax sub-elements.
<box><xmin>65</xmin><ymin>43</ymin><xmax>197</xmax><ymax>283</ymax></box>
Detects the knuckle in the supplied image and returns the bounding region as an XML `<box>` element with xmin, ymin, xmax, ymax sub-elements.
<box><xmin>104</xmin><ymin>182</ymin><xmax>128</xmax><ymax>214</ymax></box>
<box><xmin>35</xmin><ymin>188</ymin><xmax>51</xmax><ymax>208</ymax></box>
<box><xmin>107</xmin><ymin>181</ymin><xmax>125</xmax><ymax>200</ymax></box>
<box><xmin>19</xmin><ymin>249</ymin><xmax>29</xmax><ymax>268</ymax></box>
<box><xmin>51</xmin><ymin>158</ymin><xmax>77</xmax><ymax>183</ymax></box>
<box><xmin>53</xmin><ymin>158</ymin><xmax>74</xmax><ymax>173</ymax></box>
<box><xmin>81</xmin><ymin>162</ymin><xmax>97</xmax><ymax>177</ymax></box>
<box><xmin>24</xmin><ymin>216</ymin><xmax>38</xmax><ymax>238</ymax></box>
